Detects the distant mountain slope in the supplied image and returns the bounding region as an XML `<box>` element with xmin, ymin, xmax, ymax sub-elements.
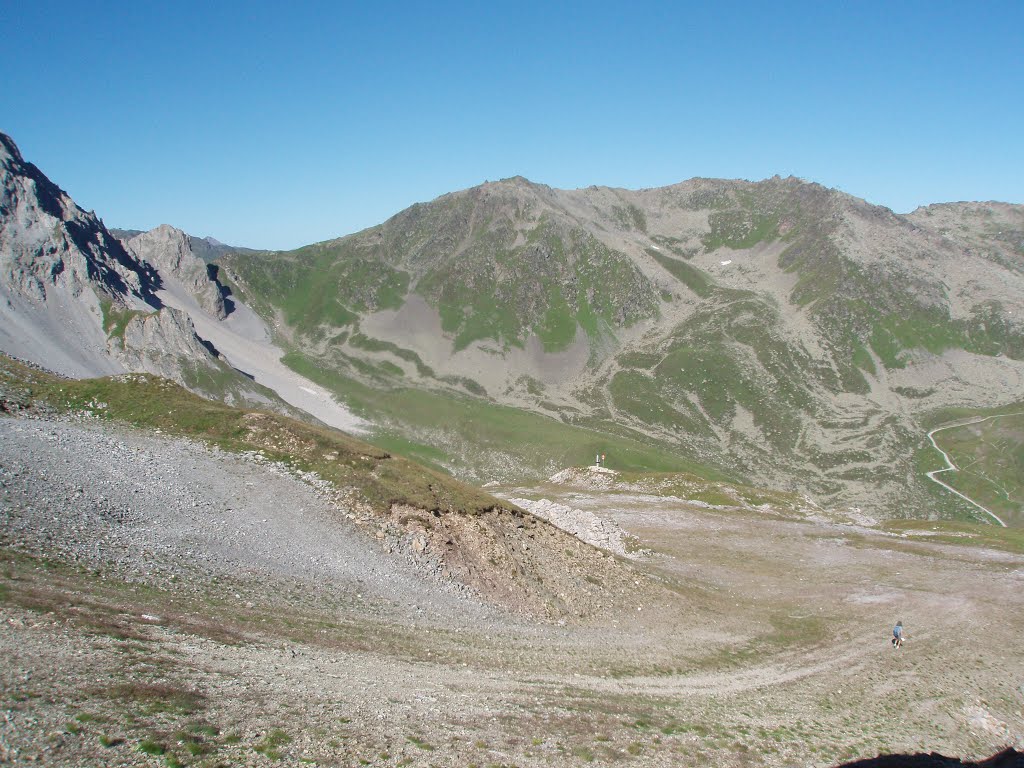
<box><xmin>223</xmin><ymin>176</ymin><xmax>1024</xmax><ymax>518</ymax></box>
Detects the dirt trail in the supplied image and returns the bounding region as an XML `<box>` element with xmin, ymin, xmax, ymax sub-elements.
<box><xmin>925</xmin><ymin>413</ymin><xmax>1024</xmax><ymax>527</ymax></box>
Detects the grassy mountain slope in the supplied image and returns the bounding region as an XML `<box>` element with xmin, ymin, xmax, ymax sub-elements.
<box><xmin>220</xmin><ymin>177</ymin><xmax>1024</xmax><ymax>521</ymax></box>
<box><xmin>918</xmin><ymin>401</ymin><xmax>1024</xmax><ymax>527</ymax></box>
<box><xmin>281</xmin><ymin>349</ymin><xmax>730</xmax><ymax>483</ymax></box>
<box><xmin>225</xmin><ymin>179</ymin><xmax>659</xmax><ymax>354</ymax></box>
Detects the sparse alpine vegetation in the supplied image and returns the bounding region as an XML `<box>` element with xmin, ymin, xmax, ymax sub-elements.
<box><xmin>4</xmin><ymin>125</ymin><xmax>1023</xmax><ymax>522</ymax></box>
<box><xmin>221</xmin><ymin>176</ymin><xmax>1024</xmax><ymax>521</ymax></box>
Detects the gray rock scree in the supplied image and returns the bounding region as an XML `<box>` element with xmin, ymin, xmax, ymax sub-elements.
<box><xmin>0</xmin><ymin>414</ymin><xmax>492</xmax><ymax>622</ymax></box>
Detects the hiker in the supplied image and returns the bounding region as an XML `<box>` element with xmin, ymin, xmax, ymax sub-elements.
<box><xmin>892</xmin><ymin>620</ymin><xmax>904</xmax><ymax>649</ymax></box>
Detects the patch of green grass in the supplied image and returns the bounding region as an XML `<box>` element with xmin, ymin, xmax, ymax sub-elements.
<box><xmin>536</xmin><ymin>283</ymin><xmax>578</xmax><ymax>352</ymax></box>
<box><xmin>693</xmin><ymin>612</ymin><xmax>832</xmax><ymax>672</ymax></box>
<box><xmin>363</xmin><ymin>433</ymin><xmax>450</xmax><ymax>474</ymax></box>
<box><xmin>702</xmin><ymin>209</ymin><xmax>779</xmax><ymax>251</ymax></box>
<box><xmin>609</xmin><ymin>370</ymin><xmax>707</xmax><ymax>434</ymax></box>
<box><xmin>912</xmin><ymin>400</ymin><xmax>1024</xmax><ymax>526</ymax></box>
<box><xmin>282</xmin><ymin>350</ymin><xmax>728</xmax><ymax>482</ymax></box>
<box><xmin>571</xmin><ymin>745</ymin><xmax>595</xmax><ymax>762</ymax></box>
<box><xmin>646</xmin><ymin>248</ymin><xmax>713</xmax><ymax>297</ymax></box>
<box><xmin>850</xmin><ymin>343</ymin><xmax>876</xmax><ymax>376</ymax></box>
<box><xmin>254</xmin><ymin>728</ymin><xmax>292</xmax><ymax>760</ymax></box>
<box><xmin>610</xmin><ymin>473</ymin><xmax>802</xmax><ymax>514</ymax></box>
<box><xmin>616</xmin><ymin>351</ymin><xmax>661</xmax><ymax>369</ymax></box>
<box><xmin>884</xmin><ymin>519</ymin><xmax>1024</xmax><ymax>553</ymax></box>
<box><xmin>110</xmin><ymin>683</ymin><xmax>204</xmax><ymax>716</ymax></box>
<box><xmin>922</xmin><ymin>410</ymin><xmax>1024</xmax><ymax>527</ymax></box>
<box><xmin>175</xmin><ymin>724</ymin><xmax>218</xmax><ymax>757</ymax></box>
<box><xmin>222</xmin><ymin>239</ymin><xmax>409</xmax><ymax>335</ymax></box>
<box><xmin>439</xmin><ymin>374</ymin><xmax>487</xmax><ymax>396</ymax></box>
<box><xmin>869</xmin><ymin>308</ymin><xmax>971</xmax><ymax>369</ymax></box>
<box><xmin>687</xmin><ymin>489</ymin><xmax>739</xmax><ymax>506</ymax></box>
<box><xmin>176</xmin><ymin>357</ymin><xmax>253</xmax><ymax>399</ymax></box>
<box><xmin>407</xmin><ymin>734</ymin><xmax>435</xmax><ymax>751</ymax></box>
<box><xmin>612</xmin><ymin>204</ymin><xmax>648</xmax><ymax>233</ymax></box>
<box><xmin>349</xmin><ymin>333</ymin><xmax>435</xmax><ymax>378</ymax></box>
<box><xmin>138</xmin><ymin>738</ymin><xmax>166</xmax><ymax>755</ymax></box>
<box><xmin>98</xmin><ymin>298</ymin><xmax>146</xmax><ymax>341</ymax></box>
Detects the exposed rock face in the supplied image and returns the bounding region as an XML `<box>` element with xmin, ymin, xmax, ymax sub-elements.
<box><xmin>0</xmin><ymin>132</ymin><xmax>362</xmax><ymax>428</ymax></box>
<box><xmin>124</xmin><ymin>224</ymin><xmax>227</xmax><ymax>318</ymax></box>
<box><xmin>0</xmin><ymin>135</ymin><xmax>161</xmax><ymax>305</ymax></box>
<box><xmin>110</xmin><ymin>306</ymin><xmax>224</xmax><ymax>380</ymax></box>
<box><xmin>0</xmin><ymin>132</ymin><xmax>162</xmax><ymax>376</ymax></box>
<box><xmin>0</xmin><ymin>132</ymin><xmax>259</xmax><ymax>404</ymax></box>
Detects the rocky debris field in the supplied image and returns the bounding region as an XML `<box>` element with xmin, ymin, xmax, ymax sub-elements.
<box><xmin>2</xmin><ymin>414</ymin><xmax>1024</xmax><ymax>767</ymax></box>
<box><xmin>506</xmin><ymin>496</ymin><xmax>638</xmax><ymax>557</ymax></box>
<box><xmin>0</xmin><ymin>414</ymin><xmax>491</xmax><ymax>622</ymax></box>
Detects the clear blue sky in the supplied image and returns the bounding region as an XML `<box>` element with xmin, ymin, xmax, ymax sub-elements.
<box><xmin>4</xmin><ymin>1</ymin><xmax>1022</xmax><ymax>250</ymax></box>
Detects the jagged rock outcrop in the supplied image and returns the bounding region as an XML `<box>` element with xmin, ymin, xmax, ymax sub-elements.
<box><xmin>0</xmin><ymin>132</ymin><xmax>356</xmax><ymax>427</ymax></box>
<box><xmin>123</xmin><ymin>224</ymin><xmax>227</xmax><ymax>318</ymax></box>
<box><xmin>0</xmin><ymin>132</ymin><xmax>163</xmax><ymax>376</ymax></box>
<box><xmin>0</xmin><ymin>132</ymin><xmax>279</xmax><ymax>409</ymax></box>
<box><xmin>109</xmin><ymin>306</ymin><xmax>223</xmax><ymax>380</ymax></box>
<box><xmin>0</xmin><ymin>134</ymin><xmax>161</xmax><ymax>306</ymax></box>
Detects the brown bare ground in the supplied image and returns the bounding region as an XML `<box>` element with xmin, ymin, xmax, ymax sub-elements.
<box><xmin>1</xmin><ymin>417</ymin><xmax>1023</xmax><ymax>766</ymax></box>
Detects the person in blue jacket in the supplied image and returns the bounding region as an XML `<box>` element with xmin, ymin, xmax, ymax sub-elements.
<box><xmin>892</xmin><ymin>620</ymin><xmax>904</xmax><ymax>649</ymax></box>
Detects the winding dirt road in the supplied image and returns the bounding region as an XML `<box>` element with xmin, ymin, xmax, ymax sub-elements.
<box><xmin>924</xmin><ymin>413</ymin><xmax>1024</xmax><ymax>527</ymax></box>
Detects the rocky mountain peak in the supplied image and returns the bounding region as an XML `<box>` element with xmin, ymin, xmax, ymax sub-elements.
<box><xmin>124</xmin><ymin>224</ymin><xmax>227</xmax><ymax>319</ymax></box>
<box><xmin>0</xmin><ymin>132</ymin><xmax>26</xmax><ymax>171</ymax></box>
<box><xmin>0</xmin><ymin>132</ymin><xmax>160</xmax><ymax>306</ymax></box>
<box><xmin>0</xmin><ymin>132</ymin><xmax>238</xmax><ymax>395</ymax></box>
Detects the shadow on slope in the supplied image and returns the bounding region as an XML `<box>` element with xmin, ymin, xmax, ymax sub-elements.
<box><xmin>836</xmin><ymin>748</ymin><xmax>1023</xmax><ymax>768</ymax></box>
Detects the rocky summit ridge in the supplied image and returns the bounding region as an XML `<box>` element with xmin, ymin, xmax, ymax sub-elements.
<box><xmin>223</xmin><ymin>173</ymin><xmax>1024</xmax><ymax>517</ymax></box>
<box><xmin>122</xmin><ymin>224</ymin><xmax>228</xmax><ymax>319</ymax></box>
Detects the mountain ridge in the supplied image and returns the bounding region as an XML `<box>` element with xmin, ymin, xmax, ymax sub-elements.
<box><xmin>3</xmin><ymin>127</ymin><xmax>1022</xmax><ymax>520</ymax></box>
<box><xmin>0</xmin><ymin>132</ymin><xmax>313</xmax><ymax>415</ymax></box>
<box><xmin>222</xmin><ymin>172</ymin><xmax>1024</xmax><ymax>518</ymax></box>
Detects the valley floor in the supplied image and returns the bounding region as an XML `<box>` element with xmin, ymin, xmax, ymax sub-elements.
<box><xmin>1</xmin><ymin>415</ymin><xmax>1023</xmax><ymax>767</ymax></box>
